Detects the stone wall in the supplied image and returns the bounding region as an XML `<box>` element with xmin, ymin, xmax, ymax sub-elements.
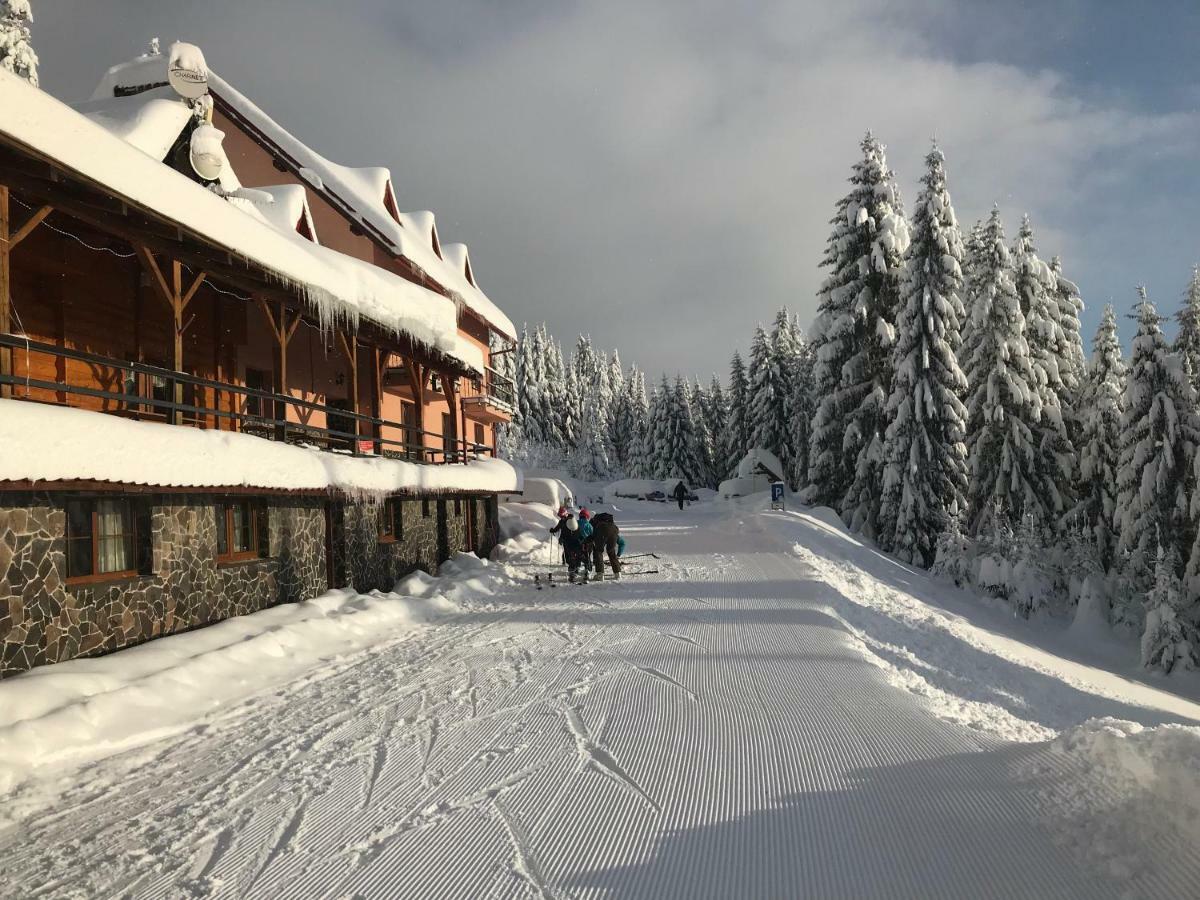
<box><xmin>0</xmin><ymin>493</ymin><xmax>325</xmax><ymax>678</ymax></box>
<box><xmin>0</xmin><ymin>490</ymin><xmax>497</xmax><ymax>678</ymax></box>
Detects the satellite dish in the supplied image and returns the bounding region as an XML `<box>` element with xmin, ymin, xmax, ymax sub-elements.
<box><xmin>168</xmin><ymin>42</ymin><xmax>209</xmax><ymax>100</ymax></box>
<box><xmin>189</xmin><ymin>123</ymin><xmax>225</xmax><ymax>182</ymax></box>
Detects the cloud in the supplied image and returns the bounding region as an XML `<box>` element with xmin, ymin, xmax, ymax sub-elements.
<box><xmin>31</xmin><ymin>0</ymin><xmax>1200</xmax><ymax>376</ymax></box>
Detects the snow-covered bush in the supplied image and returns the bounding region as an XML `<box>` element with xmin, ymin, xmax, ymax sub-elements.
<box><xmin>974</xmin><ymin>514</ymin><xmax>1015</xmax><ymax>599</ymax></box>
<box><xmin>1141</xmin><ymin>548</ymin><xmax>1197</xmax><ymax>673</ymax></box>
<box><xmin>930</xmin><ymin>515</ymin><xmax>973</xmax><ymax>587</ymax></box>
<box><xmin>1008</xmin><ymin>513</ymin><xmax>1055</xmax><ymax>618</ymax></box>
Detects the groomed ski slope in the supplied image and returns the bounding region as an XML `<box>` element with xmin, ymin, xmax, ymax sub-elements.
<box><xmin>2</xmin><ymin>500</ymin><xmax>1200</xmax><ymax>899</ymax></box>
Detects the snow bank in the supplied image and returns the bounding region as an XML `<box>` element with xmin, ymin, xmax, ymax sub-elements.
<box><xmin>501</xmin><ymin>475</ymin><xmax>573</xmax><ymax>510</ymax></box>
<box><xmin>0</xmin><ymin>70</ymin><xmax>481</xmax><ymax>372</ymax></box>
<box><xmin>495</xmin><ymin>501</ymin><xmax>560</xmax><ymax>558</ymax></box>
<box><xmin>1048</xmin><ymin>718</ymin><xmax>1200</xmax><ymax>884</ymax></box>
<box><xmin>767</xmin><ymin>508</ymin><xmax>1200</xmax><ymax>740</ymax></box>
<box><xmin>0</xmin><ymin>399</ymin><xmax>520</xmax><ymax>496</ymax></box>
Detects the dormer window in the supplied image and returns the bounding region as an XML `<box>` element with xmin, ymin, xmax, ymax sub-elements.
<box><xmin>383</xmin><ymin>181</ymin><xmax>400</xmax><ymax>224</ymax></box>
<box><xmin>430</xmin><ymin>224</ymin><xmax>442</xmax><ymax>259</ymax></box>
<box><xmin>464</xmin><ymin>256</ymin><xmax>476</xmax><ymax>287</ymax></box>
<box><xmin>296</xmin><ymin>212</ymin><xmax>314</xmax><ymax>242</ymax></box>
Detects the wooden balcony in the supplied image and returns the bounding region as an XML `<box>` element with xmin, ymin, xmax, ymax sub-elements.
<box><xmin>0</xmin><ymin>335</ymin><xmax>491</xmax><ymax>465</ymax></box>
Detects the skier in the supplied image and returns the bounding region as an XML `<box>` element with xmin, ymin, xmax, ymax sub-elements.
<box><xmin>589</xmin><ymin>512</ymin><xmax>622</xmax><ymax>578</ymax></box>
<box><xmin>549</xmin><ymin>507</ymin><xmax>574</xmax><ymax>564</ymax></box>
<box><xmin>672</xmin><ymin>480</ymin><xmax>688</xmax><ymax>510</ymax></box>
<box><xmin>577</xmin><ymin>508</ymin><xmax>595</xmax><ymax>572</ymax></box>
<box><xmin>559</xmin><ymin>516</ymin><xmax>588</xmax><ymax>581</ymax></box>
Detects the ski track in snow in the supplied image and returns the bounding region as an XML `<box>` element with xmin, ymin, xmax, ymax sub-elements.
<box><xmin>2</xmin><ymin>503</ymin><xmax>1200</xmax><ymax>898</ymax></box>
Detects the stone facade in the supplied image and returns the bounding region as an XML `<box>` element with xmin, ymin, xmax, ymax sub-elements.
<box><xmin>0</xmin><ymin>490</ymin><xmax>500</xmax><ymax>678</ymax></box>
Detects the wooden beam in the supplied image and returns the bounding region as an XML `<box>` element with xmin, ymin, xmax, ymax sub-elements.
<box><xmin>0</xmin><ymin>185</ymin><xmax>10</xmax><ymax>399</ymax></box>
<box><xmin>136</xmin><ymin>245</ymin><xmax>174</xmax><ymax>312</ymax></box>
<box><xmin>8</xmin><ymin>204</ymin><xmax>52</xmax><ymax>249</ymax></box>
<box><xmin>180</xmin><ymin>271</ymin><xmax>206</xmax><ymax>311</ymax></box>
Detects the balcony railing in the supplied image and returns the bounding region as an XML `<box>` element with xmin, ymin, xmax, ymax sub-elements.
<box><xmin>462</xmin><ymin>366</ymin><xmax>515</xmax><ymax>412</ymax></box>
<box><xmin>0</xmin><ymin>335</ymin><xmax>492</xmax><ymax>465</ymax></box>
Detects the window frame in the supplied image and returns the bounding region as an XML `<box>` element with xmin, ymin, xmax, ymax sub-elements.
<box><xmin>378</xmin><ymin>497</ymin><xmax>404</xmax><ymax>544</ymax></box>
<box><xmin>215</xmin><ymin>498</ymin><xmax>268</xmax><ymax>563</ymax></box>
<box><xmin>65</xmin><ymin>497</ymin><xmax>152</xmax><ymax>584</ymax></box>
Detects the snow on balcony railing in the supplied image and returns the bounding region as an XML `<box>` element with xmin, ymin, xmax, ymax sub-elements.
<box><xmin>0</xmin><ymin>398</ymin><xmax>521</xmax><ymax>497</ymax></box>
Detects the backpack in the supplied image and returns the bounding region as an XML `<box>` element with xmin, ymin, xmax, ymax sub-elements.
<box><xmin>591</xmin><ymin>512</ymin><xmax>615</xmax><ymax>528</ymax></box>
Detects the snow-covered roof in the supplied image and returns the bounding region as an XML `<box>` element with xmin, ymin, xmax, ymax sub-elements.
<box><xmin>73</xmin><ymin>87</ymin><xmax>191</xmax><ymax>161</ymax></box>
<box><xmin>201</xmin><ymin>72</ymin><xmax>516</xmax><ymax>339</ymax></box>
<box><xmin>0</xmin><ymin>399</ymin><xmax>521</xmax><ymax>496</ymax></box>
<box><xmin>226</xmin><ymin>184</ymin><xmax>318</xmax><ymax>244</ymax></box>
<box><xmin>0</xmin><ymin>70</ymin><xmax>483</xmax><ymax>374</ymax></box>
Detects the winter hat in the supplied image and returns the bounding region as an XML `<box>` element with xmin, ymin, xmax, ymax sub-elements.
<box><xmin>579</xmin><ymin>508</ymin><xmax>591</xmax><ymax>520</ymax></box>
<box><xmin>557</xmin><ymin>506</ymin><xmax>568</xmax><ymax>517</ymax></box>
<box><xmin>565</xmin><ymin>517</ymin><xmax>579</xmax><ymax>532</ymax></box>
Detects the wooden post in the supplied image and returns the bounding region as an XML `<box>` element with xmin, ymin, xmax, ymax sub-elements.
<box><xmin>256</xmin><ymin>296</ymin><xmax>301</xmax><ymax>440</ymax></box>
<box><xmin>441</xmin><ymin>371</ymin><xmax>459</xmax><ymax>463</ymax></box>
<box><xmin>0</xmin><ymin>185</ymin><xmax>10</xmax><ymax>400</ymax></box>
<box><xmin>0</xmin><ymin>187</ymin><xmax>52</xmax><ymax>400</ymax></box>
<box><xmin>372</xmin><ymin>346</ymin><xmax>383</xmax><ymax>453</ymax></box>
<box><xmin>336</xmin><ymin>329</ymin><xmax>360</xmax><ymax>452</ymax></box>
<box><xmin>138</xmin><ymin>247</ymin><xmax>204</xmax><ymax>426</ymax></box>
<box><xmin>407</xmin><ymin>359</ymin><xmax>427</xmax><ymax>460</ymax></box>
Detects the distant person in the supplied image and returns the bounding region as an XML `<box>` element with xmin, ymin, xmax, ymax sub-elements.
<box><xmin>549</xmin><ymin>507</ymin><xmax>573</xmax><ymax>564</ymax></box>
<box><xmin>577</xmin><ymin>508</ymin><xmax>595</xmax><ymax>572</ymax></box>
<box><xmin>589</xmin><ymin>512</ymin><xmax>622</xmax><ymax>577</ymax></box>
<box><xmin>672</xmin><ymin>481</ymin><xmax>688</xmax><ymax>510</ymax></box>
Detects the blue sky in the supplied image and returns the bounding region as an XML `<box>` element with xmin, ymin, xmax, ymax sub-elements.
<box><xmin>28</xmin><ymin>0</ymin><xmax>1200</xmax><ymax>377</ymax></box>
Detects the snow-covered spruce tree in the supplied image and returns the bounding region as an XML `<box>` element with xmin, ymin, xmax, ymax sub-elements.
<box><xmin>1141</xmin><ymin>545</ymin><xmax>1197</xmax><ymax>673</ymax></box>
<box><xmin>963</xmin><ymin>208</ymin><xmax>1045</xmax><ymax>537</ymax></box>
<box><xmin>574</xmin><ymin>369</ymin><xmax>614</xmax><ymax>481</ymax></box>
<box><xmin>705</xmin><ymin>375</ymin><xmax>730</xmax><ymax>482</ymax></box>
<box><xmin>1012</xmin><ymin>215</ymin><xmax>1075</xmax><ymax>526</ymax></box>
<box><xmin>513</xmin><ymin>324</ymin><xmax>540</xmax><ymax>446</ymax></box>
<box><xmin>690</xmin><ymin>379</ymin><xmax>717</xmax><ymax>489</ymax></box>
<box><xmin>747</xmin><ymin>323</ymin><xmax>789</xmax><ymax>464</ymax></box>
<box><xmin>560</xmin><ymin>347</ymin><xmax>581</xmax><ymax>453</ymax></box>
<box><xmin>1049</xmin><ymin>256</ymin><xmax>1087</xmax><ymax>411</ymax></box>
<box><xmin>1115</xmin><ymin>288</ymin><xmax>1198</xmax><ymax>596</ymax></box>
<box><xmin>1077</xmin><ymin>305</ymin><xmax>1127</xmax><ymax>571</ymax></box>
<box><xmin>651</xmin><ymin>376</ymin><xmax>702</xmax><ymax>483</ymax></box>
<box><xmin>0</xmin><ymin>0</ymin><xmax>38</xmax><ymax>87</ymax></box>
<box><xmin>1174</xmin><ymin>265</ymin><xmax>1200</xmax><ymax>395</ymax></box>
<box><xmin>784</xmin><ymin>314</ymin><xmax>816</xmax><ymax>491</ymax></box>
<box><xmin>644</xmin><ymin>375</ymin><xmax>671</xmax><ymax>480</ymax></box>
<box><xmin>806</xmin><ymin>133</ymin><xmax>909</xmax><ymax>525</ymax></box>
<box><xmin>725</xmin><ymin>352</ymin><xmax>751</xmax><ymax>474</ymax></box>
<box><xmin>877</xmin><ymin>145</ymin><xmax>969</xmax><ymax>566</ymax></box>
<box><xmin>957</xmin><ymin>219</ymin><xmax>986</xmax><ymax>372</ymax></box>
<box><xmin>607</xmin><ymin>351</ymin><xmax>626</xmax><ymax>466</ymax></box>
<box><xmin>627</xmin><ymin>368</ymin><xmax>652</xmax><ymax>477</ymax></box>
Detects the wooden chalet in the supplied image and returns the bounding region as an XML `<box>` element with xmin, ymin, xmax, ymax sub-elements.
<box><xmin>0</xmin><ymin>43</ymin><xmax>520</xmax><ymax>677</ymax></box>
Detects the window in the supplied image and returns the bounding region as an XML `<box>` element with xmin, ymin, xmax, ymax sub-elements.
<box><xmin>442</xmin><ymin>412</ymin><xmax>456</xmax><ymax>460</ymax></box>
<box><xmin>422</xmin><ymin>499</ymin><xmax>431</xmax><ymax>518</ymax></box>
<box><xmin>65</xmin><ymin>498</ymin><xmax>152</xmax><ymax>581</ymax></box>
<box><xmin>474</xmin><ymin>423</ymin><xmax>486</xmax><ymax>450</ymax></box>
<box><xmin>401</xmin><ymin>401</ymin><xmax>419</xmax><ymax>460</ymax></box>
<box><xmin>454</xmin><ymin>497</ymin><xmax>462</xmax><ymax>516</ymax></box>
<box><xmin>244</xmin><ymin>368</ymin><xmax>269</xmax><ymax>418</ymax></box>
<box><xmin>216</xmin><ymin>498</ymin><xmax>268</xmax><ymax>562</ymax></box>
<box><xmin>379</xmin><ymin>498</ymin><xmax>404</xmax><ymax>543</ymax></box>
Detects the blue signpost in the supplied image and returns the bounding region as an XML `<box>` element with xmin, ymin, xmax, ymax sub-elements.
<box><xmin>770</xmin><ymin>481</ymin><xmax>785</xmax><ymax>511</ymax></box>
